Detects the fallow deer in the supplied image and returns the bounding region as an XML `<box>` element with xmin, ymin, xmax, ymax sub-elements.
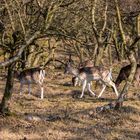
<box><xmin>115</xmin><ymin>64</ymin><xmax>140</xmax><ymax>87</ymax></box>
<box><xmin>72</xmin><ymin>60</ymin><xmax>94</xmax><ymax>87</ymax></box>
<box><xmin>14</xmin><ymin>67</ymin><xmax>45</xmax><ymax>99</ymax></box>
<box><xmin>65</xmin><ymin>62</ymin><xmax>119</xmax><ymax>98</ymax></box>
<box><xmin>72</xmin><ymin>76</ymin><xmax>80</xmax><ymax>87</ymax></box>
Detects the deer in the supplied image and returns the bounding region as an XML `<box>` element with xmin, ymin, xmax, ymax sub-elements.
<box><xmin>72</xmin><ymin>60</ymin><xmax>94</xmax><ymax>87</ymax></box>
<box><xmin>14</xmin><ymin>67</ymin><xmax>45</xmax><ymax>99</ymax></box>
<box><xmin>72</xmin><ymin>76</ymin><xmax>80</xmax><ymax>86</ymax></box>
<box><xmin>64</xmin><ymin>61</ymin><xmax>119</xmax><ymax>98</ymax></box>
<box><xmin>115</xmin><ymin>64</ymin><xmax>140</xmax><ymax>87</ymax></box>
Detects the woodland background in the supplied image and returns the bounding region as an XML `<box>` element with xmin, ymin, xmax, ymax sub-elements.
<box><xmin>0</xmin><ymin>0</ymin><xmax>140</xmax><ymax>139</ymax></box>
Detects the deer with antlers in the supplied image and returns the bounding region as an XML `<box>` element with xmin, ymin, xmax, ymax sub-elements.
<box><xmin>65</xmin><ymin>61</ymin><xmax>119</xmax><ymax>98</ymax></box>
<box><xmin>14</xmin><ymin>67</ymin><xmax>45</xmax><ymax>99</ymax></box>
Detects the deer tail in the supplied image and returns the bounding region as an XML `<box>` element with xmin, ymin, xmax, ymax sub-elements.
<box><xmin>39</xmin><ymin>69</ymin><xmax>45</xmax><ymax>84</ymax></box>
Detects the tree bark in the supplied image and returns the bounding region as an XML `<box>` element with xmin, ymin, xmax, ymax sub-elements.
<box><xmin>94</xmin><ymin>43</ymin><xmax>104</xmax><ymax>66</ymax></box>
<box><xmin>91</xmin><ymin>0</ymin><xmax>108</xmax><ymax>66</ymax></box>
<box><xmin>0</xmin><ymin>63</ymin><xmax>15</xmax><ymax>115</ymax></box>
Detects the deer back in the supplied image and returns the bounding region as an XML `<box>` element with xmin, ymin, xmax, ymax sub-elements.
<box><xmin>79</xmin><ymin>60</ymin><xmax>94</xmax><ymax>69</ymax></box>
<box><xmin>115</xmin><ymin>64</ymin><xmax>140</xmax><ymax>86</ymax></box>
<box><xmin>15</xmin><ymin>67</ymin><xmax>44</xmax><ymax>84</ymax></box>
<box><xmin>78</xmin><ymin>67</ymin><xmax>106</xmax><ymax>81</ymax></box>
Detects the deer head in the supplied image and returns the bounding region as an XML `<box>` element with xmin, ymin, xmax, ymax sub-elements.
<box><xmin>64</xmin><ymin>61</ymin><xmax>72</xmax><ymax>74</ymax></box>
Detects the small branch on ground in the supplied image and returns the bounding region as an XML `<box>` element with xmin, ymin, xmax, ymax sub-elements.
<box><xmin>96</xmin><ymin>99</ymin><xmax>124</xmax><ymax>113</ymax></box>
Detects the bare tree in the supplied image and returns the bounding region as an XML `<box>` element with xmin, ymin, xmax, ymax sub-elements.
<box><xmin>0</xmin><ymin>0</ymin><xmax>65</xmax><ymax>114</ymax></box>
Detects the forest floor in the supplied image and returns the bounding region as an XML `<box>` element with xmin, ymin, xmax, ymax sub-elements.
<box><xmin>0</xmin><ymin>68</ymin><xmax>140</xmax><ymax>140</ymax></box>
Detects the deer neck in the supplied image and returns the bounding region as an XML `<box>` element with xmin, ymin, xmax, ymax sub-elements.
<box><xmin>70</xmin><ymin>67</ymin><xmax>79</xmax><ymax>76</ymax></box>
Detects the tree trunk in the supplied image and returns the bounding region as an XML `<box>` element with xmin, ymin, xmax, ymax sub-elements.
<box><xmin>27</xmin><ymin>45</ymin><xmax>35</xmax><ymax>67</ymax></box>
<box><xmin>115</xmin><ymin>48</ymin><xmax>137</xmax><ymax>109</ymax></box>
<box><xmin>0</xmin><ymin>63</ymin><xmax>15</xmax><ymax>115</ymax></box>
<box><xmin>138</xmin><ymin>43</ymin><xmax>140</xmax><ymax>64</ymax></box>
<box><xmin>95</xmin><ymin>46</ymin><xmax>104</xmax><ymax>66</ymax></box>
<box><xmin>137</xmin><ymin>14</ymin><xmax>140</xmax><ymax>63</ymax></box>
<box><xmin>108</xmin><ymin>45</ymin><xmax>112</xmax><ymax>66</ymax></box>
<box><xmin>21</xmin><ymin>50</ymin><xmax>26</xmax><ymax>69</ymax></box>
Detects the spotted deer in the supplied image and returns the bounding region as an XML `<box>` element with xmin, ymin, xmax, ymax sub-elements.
<box><xmin>72</xmin><ymin>76</ymin><xmax>80</xmax><ymax>86</ymax></box>
<box><xmin>65</xmin><ymin>62</ymin><xmax>119</xmax><ymax>98</ymax></box>
<box><xmin>72</xmin><ymin>60</ymin><xmax>94</xmax><ymax>87</ymax></box>
<box><xmin>115</xmin><ymin>64</ymin><xmax>140</xmax><ymax>87</ymax></box>
<box><xmin>14</xmin><ymin>67</ymin><xmax>45</xmax><ymax>99</ymax></box>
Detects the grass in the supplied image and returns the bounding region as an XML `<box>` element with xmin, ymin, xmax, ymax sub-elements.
<box><xmin>0</xmin><ymin>69</ymin><xmax>140</xmax><ymax>140</ymax></box>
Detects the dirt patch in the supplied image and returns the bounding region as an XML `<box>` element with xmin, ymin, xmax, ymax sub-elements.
<box><xmin>0</xmin><ymin>70</ymin><xmax>140</xmax><ymax>140</ymax></box>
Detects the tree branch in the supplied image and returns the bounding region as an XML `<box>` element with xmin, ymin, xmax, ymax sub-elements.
<box><xmin>14</xmin><ymin>0</ymin><xmax>26</xmax><ymax>35</ymax></box>
<box><xmin>60</xmin><ymin>0</ymin><xmax>75</xmax><ymax>7</ymax></box>
<box><xmin>4</xmin><ymin>0</ymin><xmax>15</xmax><ymax>31</ymax></box>
<box><xmin>99</xmin><ymin>0</ymin><xmax>108</xmax><ymax>38</ymax></box>
<box><xmin>0</xmin><ymin>31</ymin><xmax>40</xmax><ymax>68</ymax></box>
<box><xmin>115</xmin><ymin>0</ymin><xmax>126</xmax><ymax>47</ymax></box>
<box><xmin>91</xmin><ymin>0</ymin><xmax>99</xmax><ymax>41</ymax></box>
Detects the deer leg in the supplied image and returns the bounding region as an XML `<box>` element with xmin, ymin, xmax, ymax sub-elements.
<box><xmin>80</xmin><ymin>80</ymin><xmax>87</xmax><ymax>98</ymax></box>
<box><xmin>38</xmin><ymin>71</ymin><xmax>44</xmax><ymax>99</ymax></box>
<box><xmin>28</xmin><ymin>84</ymin><xmax>31</xmax><ymax>95</ymax></box>
<box><xmin>78</xmin><ymin>79</ymin><xmax>81</xmax><ymax>86</ymax></box>
<box><xmin>98</xmin><ymin>84</ymin><xmax>106</xmax><ymax>98</ymax></box>
<box><xmin>87</xmin><ymin>82</ymin><xmax>96</xmax><ymax>96</ymax></box>
<box><xmin>74</xmin><ymin>77</ymin><xmax>78</xmax><ymax>86</ymax></box>
<box><xmin>37</xmin><ymin>83</ymin><xmax>44</xmax><ymax>99</ymax></box>
<box><xmin>108</xmin><ymin>81</ymin><xmax>119</xmax><ymax>97</ymax></box>
<box><xmin>20</xmin><ymin>84</ymin><xmax>23</xmax><ymax>95</ymax></box>
<box><xmin>40</xmin><ymin>86</ymin><xmax>44</xmax><ymax>99</ymax></box>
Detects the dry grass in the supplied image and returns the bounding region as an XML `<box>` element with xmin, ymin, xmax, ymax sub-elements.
<box><xmin>0</xmin><ymin>69</ymin><xmax>140</xmax><ymax>140</ymax></box>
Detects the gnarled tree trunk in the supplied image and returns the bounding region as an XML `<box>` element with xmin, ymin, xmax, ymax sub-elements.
<box><xmin>0</xmin><ymin>63</ymin><xmax>15</xmax><ymax>115</ymax></box>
